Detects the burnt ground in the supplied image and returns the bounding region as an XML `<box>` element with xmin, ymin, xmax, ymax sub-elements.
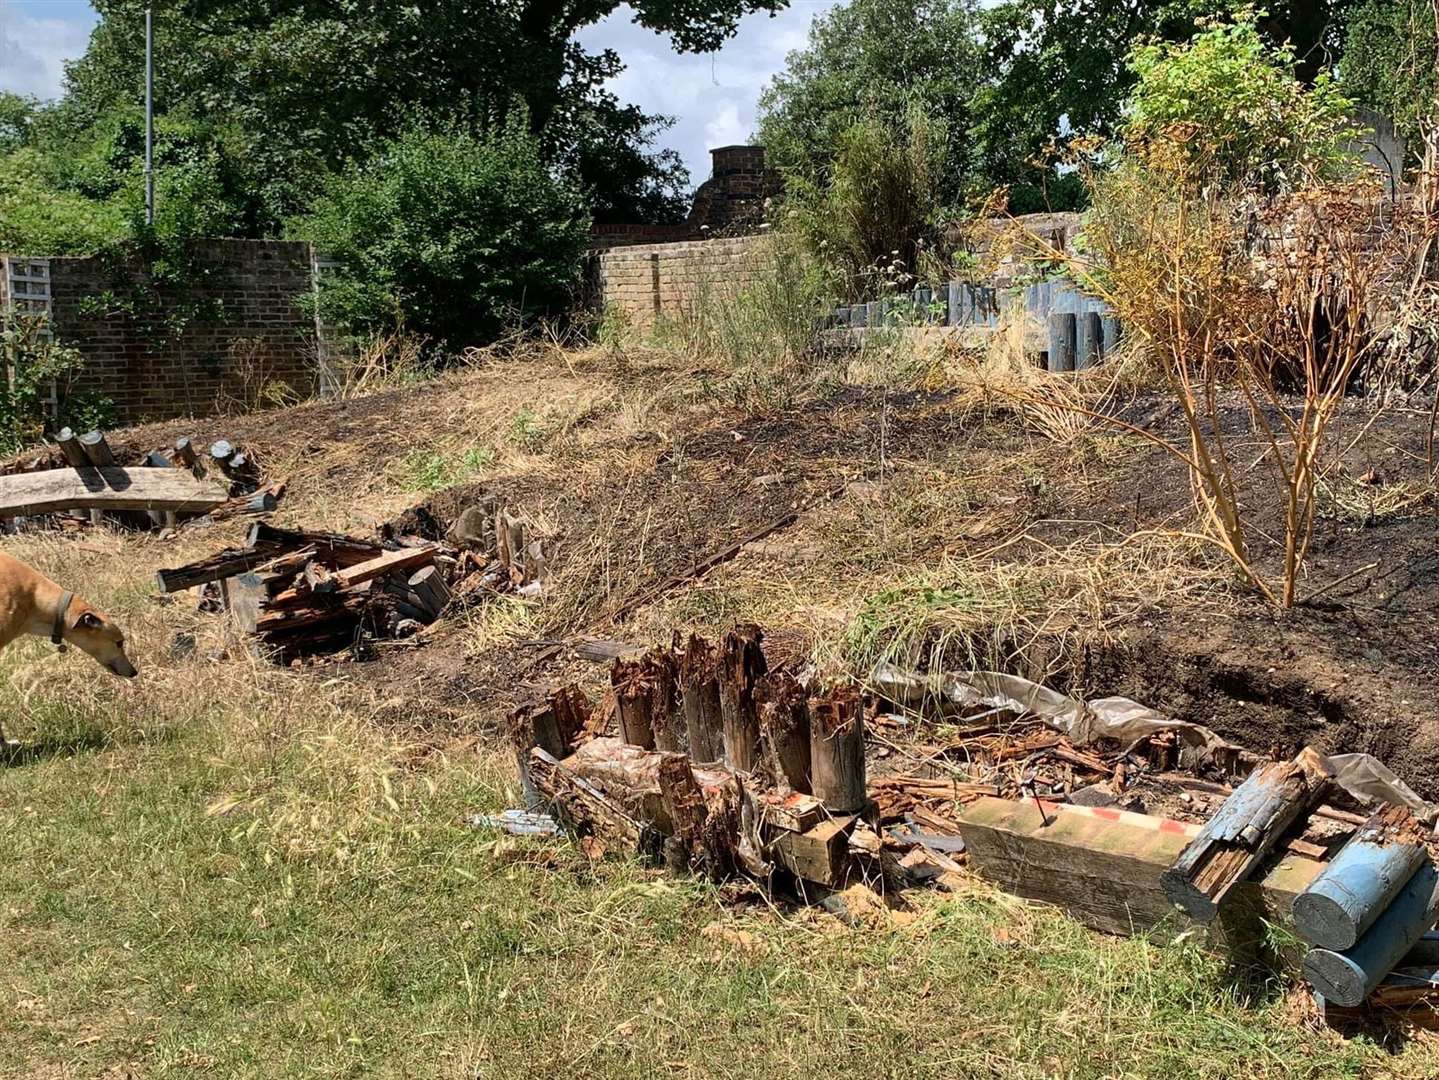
<box><xmin>12</xmin><ymin>354</ymin><xmax>1439</xmax><ymax>795</ymax></box>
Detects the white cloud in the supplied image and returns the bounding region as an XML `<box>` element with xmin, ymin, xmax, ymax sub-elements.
<box><xmin>577</xmin><ymin>1</ymin><xmax>837</xmax><ymax>184</ymax></box>
<box><xmin>0</xmin><ymin>0</ymin><xmax>95</xmax><ymax>100</ymax></box>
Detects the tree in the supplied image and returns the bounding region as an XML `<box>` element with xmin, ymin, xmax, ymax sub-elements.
<box><xmin>757</xmin><ymin>0</ymin><xmax>984</xmax><ymax>204</ymax></box>
<box><xmin>296</xmin><ymin>122</ymin><xmax>591</xmax><ymax>346</ymax></box>
<box><xmin>1341</xmin><ymin>0</ymin><xmax>1439</xmax><ymax>152</ymax></box>
<box><xmin>44</xmin><ymin>0</ymin><xmax>780</xmax><ymax>236</ymax></box>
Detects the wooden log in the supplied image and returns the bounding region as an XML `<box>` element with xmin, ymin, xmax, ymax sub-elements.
<box><xmin>759</xmin><ymin>790</ymin><xmax>825</xmax><ymax>833</ymax></box>
<box><xmin>246</xmin><ymin>522</ymin><xmax>384</xmax><ymax>567</ymax></box>
<box><xmin>0</xmin><ymin>466</ymin><xmax>227</xmax><ymax>520</ymax></box>
<box><xmin>174</xmin><ymin>437</ymin><xmax>204</xmax><ymax>477</ymax></box>
<box><xmin>767</xmin><ymin>815</ymin><xmax>857</xmax><ymax>887</ymax></box>
<box><xmin>959</xmin><ymin>795</ymin><xmax>1325</xmax><ymax>941</ymax></box>
<box><xmin>508</xmin><ymin>685</ymin><xmax>593</xmax><ymax>808</ymax></box>
<box><xmin>54</xmin><ymin>428</ymin><xmax>89</xmax><ymax>471</ymax></box>
<box><xmin>656</xmin><ymin>752</ymin><xmax>739</xmax><ymax>878</ymax></box>
<box><xmin>408</xmin><ymin>565</ymin><xmax>452</xmax><ymax>621</ymax></box>
<box><xmin>678</xmin><ymin>633</ymin><xmax>723</xmax><ymax>763</ymax></box>
<box><xmin>78</xmin><ymin>430</ymin><xmax>142</xmax><ymax>527</ymax></box>
<box><xmin>254</xmin><ymin>594</ymin><xmax>366</xmax><ymax>634</ymax></box>
<box><xmin>1161</xmin><ymin>748</ymin><xmax>1332</xmax><ymax>923</ymax></box>
<box><xmin>718</xmin><ymin>623</ymin><xmax>767</xmax><ymax>772</ymax></box>
<box><xmin>1294</xmin><ymin>805</ymin><xmax>1430</xmax><ymax>951</ymax></box>
<box><xmin>809</xmin><ymin>685</ymin><xmax>866</xmax><ymax>813</ymax></box>
<box><xmin>529</xmin><ymin>747</ymin><xmax>663</xmax><ymax>861</ymax></box>
<box><xmin>1305</xmin><ymin>861</ymin><xmax>1439</xmax><ymax>1007</ymax></box>
<box><xmin>222</xmin><ymin>572</ymin><xmax>266</xmax><ymax>635</ymax></box>
<box><xmin>756</xmin><ymin>672</ymin><xmax>811</xmax><ymax>794</ymax></box>
<box><xmin>155</xmin><ymin>541</ymin><xmax>292</xmax><ymax>593</ymax></box>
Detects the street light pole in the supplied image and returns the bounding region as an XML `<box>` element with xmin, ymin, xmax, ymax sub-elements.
<box><xmin>144</xmin><ymin>5</ymin><xmax>154</xmax><ymax>226</ymax></box>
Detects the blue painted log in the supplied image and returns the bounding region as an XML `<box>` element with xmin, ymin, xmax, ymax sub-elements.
<box><xmin>1161</xmin><ymin>748</ymin><xmax>1331</xmax><ymax>923</ymax></box>
<box><xmin>866</xmin><ymin>301</ymin><xmax>881</xmax><ymax>328</ymax></box>
<box><xmin>834</xmin><ymin>306</ymin><xmax>850</xmax><ymax>327</ymax></box>
<box><xmin>1101</xmin><ymin>315</ymin><xmax>1122</xmax><ymax>354</ymax></box>
<box><xmin>1294</xmin><ymin>807</ymin><xmax>1429</xmax><ymax>950</ymax></box>
<box><xmin>1304</xmin><ymin>860</ymin><xmax>1439</xmax><ymax>1007</ymax></box>
<box><xmin>1076</xmin><ymin>312</ymin><xmax>1104</xmax><ymax>370</ymax></box>
<box><xmin>946</xmin><ymin>281</ymin><xmax>964</xmax><ymax>325</ymax></box>
<box><xmin>850</xmin><ymin>303</ymin><xmax>868</xmax><ymax>329</ymax></box>
<box><xmin>877</xmin><ymin>298</ymin><xmax>892</xmax><ymax>327</ymax></box>
<box><xmin>1047</xmin><ymin>313</ymin><xmax>1076</xmax><ymax>373</ymax></box>
<box><xmin>934</xmin><ymin>284</ymin><xmax>949</xmax><ymax>325</ymax></box>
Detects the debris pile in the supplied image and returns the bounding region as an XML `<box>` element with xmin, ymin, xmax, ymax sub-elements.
<box><xmin>156</xmin><ymin>497</ymin><xmax>548</xmax><ymax>659</ymax></box>
<box><xmin>0</xmin><ymin>428</ymin><xmax>282</xmax><ymax>532</ymax></box>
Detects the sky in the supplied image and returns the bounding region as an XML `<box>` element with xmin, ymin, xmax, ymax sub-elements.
<box><xmin>0</xmin><ymin>0</ymin><xmax>839</xmax><ymax>186</ymax></box>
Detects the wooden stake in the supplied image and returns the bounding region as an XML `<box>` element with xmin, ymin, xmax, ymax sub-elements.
<box><xmin>718</xmin><ymin>623</ymin><xmax>767</xmax><ymax>772</ymax></box>
<box><xmin>678</xmin><ymin>633</ymin><xmax>723</xmax><ymax>763</ymax></box>
<box><xmin>612</xmin><ymin>657</ymin><xmax>657</xmax><ymax>749</ymax></box>
<box><xmin>809</xmin><ymin>685</ymin><xmax>867</xmax><ymax>813</ymax></box>
<box><xmin>756</xmin><ymin>671</ymin><xmax>811</xmax><ymax>794</ymax></box>
<box><xmin>1161</xmin><ymin>747</ymin><xmax>1332</xmax><ymax>923</ymax></box>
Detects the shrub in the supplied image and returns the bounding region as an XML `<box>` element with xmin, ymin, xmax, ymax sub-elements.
<box><xmin>0</xmin><ymin>314</ymin><xmax>114</xmax><ymax>456</ymax></box>
<box><xmin>296</xmin><ymin>121</ymin><xmax>591</xmax><ymax>347</ymax></box>
<box><xmin>1125</xmin><ymin>16</ymin><xmax>1358</xmax><ymax>191</ymax></box>
<box><xmin>787</xmin><ymin>108</ymin><xmax>951</xmax><ymax>301</ymax></box>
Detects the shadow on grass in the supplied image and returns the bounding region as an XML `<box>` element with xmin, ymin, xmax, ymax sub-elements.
<box><xmin>1</xmin><ymin>726</ymin><xmax>111</xmax><ymax>767</ymax></box>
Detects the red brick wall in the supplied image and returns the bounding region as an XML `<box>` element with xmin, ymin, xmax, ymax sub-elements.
<box><xmin>44</xmin><ymin>239</ymin><xmax>319</xmax><ymax>424</ymax></box>
<box><xmin>597</xmin><ymin>235</ymin><xmax>769</xmax><ymax>327</ymax></box>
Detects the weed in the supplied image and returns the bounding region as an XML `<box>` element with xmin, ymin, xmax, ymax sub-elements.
<box><xmin>395</xmin><ymin>444</ymin><xmax>495</xmax><ymax>492</ymax></box>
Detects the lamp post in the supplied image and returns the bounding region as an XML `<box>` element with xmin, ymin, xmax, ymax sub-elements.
<box><xmin>144</xmin><ymin>5</ymin><xmax>154</xmax><ymax>226</ymax></box>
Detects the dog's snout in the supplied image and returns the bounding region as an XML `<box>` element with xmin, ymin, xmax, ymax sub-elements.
<box><xmin>111</xmin><ymin>659</ymin><xmax>138</xmax><ymax>679</ymax></box>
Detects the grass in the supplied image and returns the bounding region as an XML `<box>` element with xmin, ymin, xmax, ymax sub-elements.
<box><xmin>0</xmin><ymin>345</ymin><xmax>1430</xmax><ymax>1076</ymax></box>
<box><xmin>0</xmin><ymin>661</ymin><xmax>1408</xmax><ymax>1078</ymax></box>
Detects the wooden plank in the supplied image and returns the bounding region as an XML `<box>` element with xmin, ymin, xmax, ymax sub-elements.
<box><xmin>246</xmin><ymin>522</ymin><xmax>383</xmax><ymax>566</ymax></box>
<box><xmin>0</xmin><ymin>466</ymin><xmax>227</xmax><ymax>519</ymax></box>
<box><xmin>959</xmin><ymin>796</ymin><xmax>1324</xmax><ymax>941</ymax></box>
<box><xmin>331</xmin><ymin>545</ymin><xmax>438</xmax><ymax>589</ymax></box>
<box><xmin>155</xmin><ymin>541</ymin><xmax>292</xmax><ymax>592</ymax></box>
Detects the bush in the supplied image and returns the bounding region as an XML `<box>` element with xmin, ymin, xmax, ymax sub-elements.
<box><xmin>787</xmin><ymin>108</ymin><xmax>951</xmax><ymax>301</ymax></box>
<box><xmin>296</xmin><ymin>122</ymin><xmax>591</xmax><ymax>347</ymax></box>
<box><xmin>1125</xmin><ymin>17</ymin><xmax>1358</xmax><ymax>191</ymax></box>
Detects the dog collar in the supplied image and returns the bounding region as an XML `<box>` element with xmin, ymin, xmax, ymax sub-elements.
<box><xmin>52</xmin><ymin>590</ymin><xmax>73</xmax><ymax>647</ymax></box>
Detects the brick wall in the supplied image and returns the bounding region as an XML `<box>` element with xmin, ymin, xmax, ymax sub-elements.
<box><xmin>596</xmin><ymin>235</ymin><xmax>770</xmax><ymax>327</ymax></box>
<box><xmin>22</xmin><ymin>239</ymin><xmax>320</xmax><ymax>424</ymax></box>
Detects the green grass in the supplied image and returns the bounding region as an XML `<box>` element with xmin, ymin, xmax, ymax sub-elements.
<box><xmin>394</xmin><ymin>445</ymin><xmax>496</xmax><ymax>492</ymax></box>
<box><xmin>0</xmin><ymin>663</ymin><xmax>1411</xmax><ymax>1079</ymax></box>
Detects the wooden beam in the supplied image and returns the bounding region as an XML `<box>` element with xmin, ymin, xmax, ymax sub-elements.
<box><xmin>0</xmin><ymin>466</ymin><xmax>227</xmax><ymax>519</ymax></box>
<box><xmin>155</xmin><ymin>541</ymin><xmax>292</xmax><ymax>592</ymax></box>
<box><xmin>958</xmin><ymin>795</ymin><xmax>1324</xmax><ymax>941</ymax></box>
<box><xmin>246</xmin><ymin>522</ymin><xmax>384</xmax><ymax>566</ymax></box>
<box><xmin>331</xmin><ymin>545</ymin><xmax>437</xmax><ymax>589</ymax></box>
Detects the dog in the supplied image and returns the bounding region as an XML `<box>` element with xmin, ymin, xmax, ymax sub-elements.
<box><xmin>0</xmin><ymin>551</ymin><xmax>138</xmax><ymax>681</ymax></box>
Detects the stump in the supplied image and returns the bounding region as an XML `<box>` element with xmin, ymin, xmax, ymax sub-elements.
<box><xmin>756</xmin><ymin>672</ymin><xmax>811</xmax><ymax>794</ymax></box>
<box><xmin>678</xmin><ymin>633</ymin><xmax>723</xmax><ymax>763</ymax></box>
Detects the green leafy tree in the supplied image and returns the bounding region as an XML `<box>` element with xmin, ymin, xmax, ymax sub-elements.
<box><xmin>786</xmin><ymin>108</ymin><xmax>950</xmax><ymax>301</ymax></box>
<box><xmin>757</xmin><ymin>0</ymin><xmax>984</xmax><ymax>204</ymax></box>
<box><xmin>295</xmin><ymin>122</ymin><xmax>591</xmax><ymax>346</ymax></box>
<box><xmin>1341</xmin><ymin>0</ymin><xmax>1439</xmax><ymax>151</ymax></box>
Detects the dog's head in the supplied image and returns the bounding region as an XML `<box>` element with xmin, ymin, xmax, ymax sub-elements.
<box><xmin>65</xmin><ymin>600</ymin><xmax>138</xmax><ymax>679</ymax></box>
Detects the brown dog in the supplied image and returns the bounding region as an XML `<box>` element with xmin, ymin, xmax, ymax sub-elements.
<box><xmin>0</xmin><ymin>551</ymin><xmax>138</xmax><ymax>682</ymax></box>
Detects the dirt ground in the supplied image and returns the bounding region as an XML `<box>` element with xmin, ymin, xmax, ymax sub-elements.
<box><xmin>14</xmin><ymin>349</ymin><xmax>1439</xmax><ymax>795</ymax></box>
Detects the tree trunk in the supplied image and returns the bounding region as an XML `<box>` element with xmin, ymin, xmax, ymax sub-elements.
<box><xmin>678</xmin><ymin>633</ymin><xmax>723</xmax><ymax>763</ymax></box>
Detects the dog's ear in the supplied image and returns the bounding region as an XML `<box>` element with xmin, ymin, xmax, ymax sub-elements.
<box><xmin>78</xmin><ymin>612</ymin><xmax>103</xmax><ymax>629</ymax></box>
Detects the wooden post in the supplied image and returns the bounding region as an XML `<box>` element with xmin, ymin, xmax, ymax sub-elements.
<box><xmin>655</xmin><ymin>751</ymin><xmax>736</xmax><ymax>877</ymax></box>
<box><xmin>644</xmin><ymin>648</ymin><xmax>684</xmax><ymax>752</ymax></box>
<box><xmin>1161</xmin><ymin>747</ymin><xmax>1332</xmax><ymax>923</ymax></box>
<box><xmin>407</xmin><ymin>565</ymin><xmax>452</xmax><ymax>621</ymax></box>
<box><xmin>1047</xmin><ymin>312</ymin><xmax>1076</xmax><ymax>373</ymax></box>
<box><xmin>508</xmin><ymin>686</ymin><xmax>590</xmax><ymax>809</ymax></box>
<box><xmin>1305</xmin><ymin>861</ymin><xmax>1439</xmax><ymax>1007</ymax></box>
<box><xmin>718</xmin><ymin>623</ymin><xmax>766</xmax><ymax>772</ymax></box>
<box><xmin>678</xmin><ymin>633</ymin><xmax>723</xmax><ymax>763</ymax></box>
<box><xmin>756</xmin><ymin>671</ymin><xmax>811</xmax><ymax>794</ymax></box>
<box><xmin>809</xmin><ymin>685</ymin><xmax>866</xmax><ymax>813</ymax></box>
<box><xmin>612</xmin><ymin>657</ymin><xmax>657</xmax><ymax>749</ymax></box>
<box><xmin>174</xmin><ymin>436</ymin><xmax>204</xmax><ymax>477</ymax></box>
<box><xmin>1294</xmin><ymin>805</ymin><xmax>1430</xmax><ymax>951</ymax></box>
